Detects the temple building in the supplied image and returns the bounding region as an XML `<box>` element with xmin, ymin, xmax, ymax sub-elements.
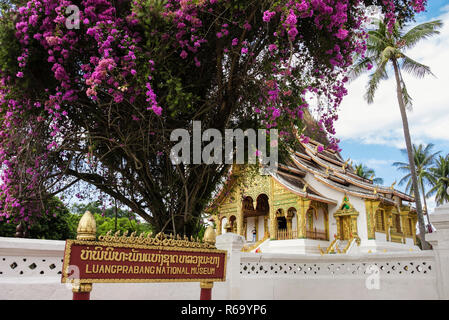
<box><xmin>206</xmin><ymin>135</ymin><xmax>419</xmax><ymax>255</ymax></box>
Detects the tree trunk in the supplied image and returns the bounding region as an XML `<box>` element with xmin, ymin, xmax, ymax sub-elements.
<box><xmin>392</xmin><ymin>59</ymin><xmax>430</xmax><ymax>250</ymax></box>
<box><xmin>420</xmin><ymin>179</ymin><xmax>431</xmax><ymax>228</ymax></box>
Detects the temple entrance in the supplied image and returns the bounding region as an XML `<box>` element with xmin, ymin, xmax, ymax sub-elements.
<box><xmin>334</xmin><ymin>196</ymin><xmax>359</xmax><ymax>241</ymax></box>
<box><xmin>339</xmin><ymin>216</ymin><xmax>352</xmax><ymax>240</ymax></box>
<box><xmin>241</xmin><ymin>194</ymin><xmax>270</xmax><ymax>241</ymax></box>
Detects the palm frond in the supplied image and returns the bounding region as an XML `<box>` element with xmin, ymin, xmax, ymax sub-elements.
<box><xmin>348</xmin><ymin>56</ymin><xmax>375</xmax><ymax>81</ymax></box>
<box><xmin>401</xmin><ymin>54</ymin><xmax>435</xmax><ymax>79</ymax></box>
<box><xmin>397</xmin><ymin>173</ymin><xmax>411</xmax><ymax>187</ymax></box>
<box><xmin>400</xmin><ymin>79</ymin><xmax>413</xmax><ymax>110</ymax></box>
<box><xmin>401</xmin><ymin>20</ymin><xmax>443</xmax><ymax>50</ymax></box>
<box><xmin>364</xmin><ymin>59</ymin><xmax>388</xmax><ymax>104</ymax></box>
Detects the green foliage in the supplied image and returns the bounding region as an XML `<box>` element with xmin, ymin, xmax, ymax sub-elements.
<box><xmin>93</xmin><ymin>213</ymin><xmax>153</xmax><ymax>237</ymax></box>
<box><xmin>351</xmin><ymin>18</ymin><xmax>442</xmax><ymax>108</ymax></box>
<box><xmin>427</xmin><ymin>155</ymin><xmax>449</xmax><ymax>205</ymax></box>
<box><xmin>393</xmin><ymin>143</ymin><xmax>440</xmax><ymax>197</ymax></box>
<box><xmin>0</xmin><ymin>198</ymin><xmax>153</xmax><ymax>239</ymax></box>
<box><xmin>354</xmin><ymin>163</ymin><xmax>384</xmax><ymax>185</ymax></box>
<box><xmin>0</xmin><ymin>197</ymin><xmax>77</xmax><ymax>239</ymax></box>
<box><xmin>71</xmin><ymin>201</ymin><xmax>135</xmax><ymax>219</ymax></box>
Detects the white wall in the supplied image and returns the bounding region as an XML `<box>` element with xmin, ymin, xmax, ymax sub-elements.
<box><xmin>239</xmin><ymin>251</ymin><xmax>438</xmax><ymax>299</ymax></box>
<box><xmin>221</xmin><ymin>217</ymin><xmax>227</xmax><ymax>235</ymax></box>
<box><xmin>375</xmin><ymin>232</ymin><xmax>387</xmax><ymax>242</ymax></box>
<box><xmin>1</xmin><ymin>231</ymin><xmax>447</xmax><ymax>300</ymax></box>
<box><xmin>258</xmin><ymin>217</ymin><xmax>265</xmax><ymax>241</ymax></box>
<box><xmin>3</xmin><ymin>204</ymin><xmax>449</xmax><ymax>301</ymax></box>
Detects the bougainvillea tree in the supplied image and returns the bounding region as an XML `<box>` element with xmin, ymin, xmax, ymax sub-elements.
<box><xmin>0</xmin><ymin>0</ymin><xmax>426</xmax><ymax>235</ymax></box>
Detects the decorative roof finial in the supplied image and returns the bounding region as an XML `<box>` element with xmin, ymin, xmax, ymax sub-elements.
<box><xmin>342</xmin><ymin>159</ymin><xmax>350</xmax><ymax>170</ymax></box>
<box><xmin>302</xmin><ymin>183</ymin><xmax>308</xmax><ymax>193</ymax></box>
<box><xmin>390</xmin><ymin>180</ymin><xmax>397</xmax><ymax>190</ymax></box>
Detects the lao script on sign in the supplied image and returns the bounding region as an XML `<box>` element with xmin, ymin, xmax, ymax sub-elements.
<box><xmin>61</xmin><ymin>240</ymin><xmax>227</xmax><ymax>284</ymax></box>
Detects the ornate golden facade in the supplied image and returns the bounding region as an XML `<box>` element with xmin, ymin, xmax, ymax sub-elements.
<box><xmin>207</xmin><ymin>137</ymin><xmax>418</xmax><ymax>253</ymax></box>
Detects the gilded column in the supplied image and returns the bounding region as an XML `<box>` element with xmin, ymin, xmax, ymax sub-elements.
<box><xmin>324</xmin><ymin>208</ymin><xmax>330</xmax><ymax>240</ymax></box>
<box><xmin>385</xmin><ymin>206</ymin><xmax>392</xmax><ymax>241</ymax></box>
<box><xmin>237</xmin><ymin>198</ymin><xmax>244</xmax><ymax>236</ymax></box>
<box><xmin>297</xmin><ymin>198</ymin><xmax>311</xmax><ymax>239</ymax></box>
<box><xmin>215</xmin><ymin>215</ymin><xmax>222</xmax><ymax>236</ymax></box>
<box><xmin>286</xmin><ymin>216</ymin><xmax>292</xmax><ymax>238</ymax></box>
<box><xmin>365</xmin><ymin>200</ymin><xmax>380</xmax><ymax>240</ymax></box>
<box><xmin>399</xmin><ymin>208</ymin><xmax>410</xmax><ymax>244</ymax></box>
<box><xmin>269</xmin><ymin>178</ymin><xmax>276</xmax><ymax>240</ymax></box>
<box><xmin>399</xmin><ymin>207</ymin><xmax>410</xmax><ymax>243</ymax></box>
<box><xmin>350</xmin><ymin>216</ymin><xmax>358</xmax><ymax>237</ymax></box>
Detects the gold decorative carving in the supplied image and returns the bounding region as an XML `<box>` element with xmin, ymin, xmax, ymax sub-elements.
<box><xmin>334</xmin><ymin>195</ymin><xmax>359</xmax><ymax>240</ymax></box>
<box><xmin>98</xmin><ymin>230</ymin><xmax>216</xmax><ymax>249</ymax></box>
<box><xmin>365</xmin><ymin>200</ymin><xmax>381</xmax><ymax>240</ymax></box>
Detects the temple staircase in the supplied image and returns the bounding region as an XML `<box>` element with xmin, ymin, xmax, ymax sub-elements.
<box><xmin>241</xmin><ymin>235</ymin><xmax>269</xmax><ymax>252</ymax></box>
<box><xmin>318</xmin><ymin>237</ymin><xmax>360</xmax><ymax>255</ymax></box>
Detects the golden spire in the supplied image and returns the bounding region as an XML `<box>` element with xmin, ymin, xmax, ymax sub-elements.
<box><xmin>302</xmin><ymin>183</ymin><xmax>308</xmax><ymax>193</ymax></box>
<box><xmin>203</xmin><ymin>225</ymin><xmax>216</xmax><ymax>245</ymax></box>
<box><xmin>76</xmin><ymin>211</ymin><xmax>96</xmax><ymax>241</ymax></box>
<box><xmin>342</xmin><ymin>158</ymin><xmax>350</xmax><ymax>170</ymax></box>
<box><xmin>390</xmin><ymin>180</ymin><xmax>397</xmax><ymax>190</ymax></box>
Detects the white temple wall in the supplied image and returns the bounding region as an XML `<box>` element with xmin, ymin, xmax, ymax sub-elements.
<box><xmin>292</xmin><ymin>215</ymin><xmax>297</xmax><ymax>232</ymax></box>
<box><xmin>258</xmin><ymin>217</ymin><xmax>265</xmax><ymax>241</ymax></box>
<box><xmin>315</xmin><ymin>208</ymin><xmax>325</xmax><ymax>232</ymax></box>
<box><xmin>221</xmin><ymin>217</ymin><xmax>228</xmax><ymax>235</ymax></box>
<box><xmin>1</xmin><ymin>226</ymin><xmax>447</xmax><ymax>300</ymax></box>
<box><xmin>246</xmin><ymin>217</ymin><xmax>254</xmax><ymax>241</ymax></box>
<box><xmin>405</xmin><ymin>237</ymin><xmax>414</xmax><ymax>246</ymax></box>
<box><xmin>304</xmin><ymin>173</ymin><xmax>369</xmax><ymax>241</ymax></box>
<box><xmin>4</xmin><ymin>206</ymin><xmax>449</xmax><ymax>301</ymax></box>
<box><xmin>375</xmin><ymin>232</ymin><xmax>387</xmax><ymax>242</ymax></box>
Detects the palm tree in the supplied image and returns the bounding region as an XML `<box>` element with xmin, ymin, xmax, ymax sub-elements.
<box><xmin>393</xmin><ymin>143</ymin><xmax>440</xmax><ymax>221</ymax></box>
<box><xmin>354</xmin><ymin>163</ymin><xmax>384</xmax><ymax>185</ymax></box>
<box><xmin>350</xmin><ymin>19</ymin><xmax>443</xmax><ymax>250</ymax></box>
<box><xmin>427</xmin><ymin>155</ymin><xmax>449</xmax><ymax>206</ymax></box>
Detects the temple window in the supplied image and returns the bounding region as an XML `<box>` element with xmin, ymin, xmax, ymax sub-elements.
<box><xmin>256</xmin><ymin>194</ymin><xmax>269</xmax><ymax>215</ymax></box>
<box><xmin>242</xmin><ymin>197</ymin><xmax>255</xmax><ymax>212</ymax></box>
<box><xmin>229</xmin><ymin>215</ymin><xmax>237</xmax><ymax>233</ymax></box>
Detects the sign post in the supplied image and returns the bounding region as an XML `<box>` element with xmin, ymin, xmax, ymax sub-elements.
<box><xmin>71</xmin><ymin>211</ymin><xmax>96</xmax><ymax>300</ymax></box>
<box><xmin>62</xmin><ymin>211</ymin><xmax>226</xmax><ymax>300</ymax></box>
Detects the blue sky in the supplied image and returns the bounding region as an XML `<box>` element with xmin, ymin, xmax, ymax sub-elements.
<box><xmin>335</xmin><ymin>0</ymin><xmax>449</xmax><ymax>212</ymax></box>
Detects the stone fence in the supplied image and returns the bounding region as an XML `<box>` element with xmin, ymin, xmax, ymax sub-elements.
<box><xmin>1</xmin><ymin>204</ymin><xmax>449</xmax><ymax>300</ymax></box>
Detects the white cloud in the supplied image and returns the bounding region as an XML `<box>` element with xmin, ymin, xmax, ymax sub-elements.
<box><xmin>335</xmin><ymin>7</ymin><xmax>449</xmax><ymax>148</ymax></box>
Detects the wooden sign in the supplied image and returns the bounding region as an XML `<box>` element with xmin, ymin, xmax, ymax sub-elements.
<box><xmin>61</xmin><ymin>238</ymin><xmax>227</xmax><ymax>284</ymax></box>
